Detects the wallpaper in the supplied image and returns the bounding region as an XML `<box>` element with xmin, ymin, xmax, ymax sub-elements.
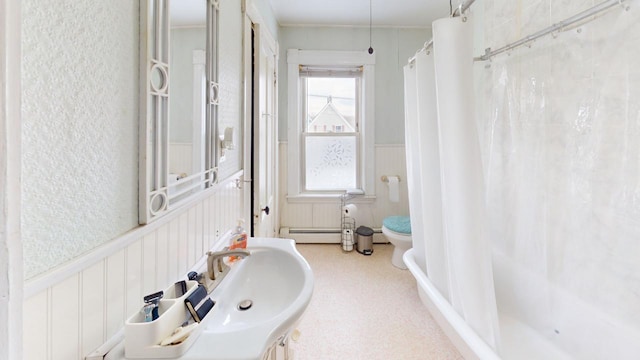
<box><xmin>22</xmin><ymin>0</ymin><xmax>139</xmax><ymax>279</ymax></box>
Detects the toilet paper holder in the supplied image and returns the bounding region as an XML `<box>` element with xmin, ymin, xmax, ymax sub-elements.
<box><xmin>381</xmin><ymin>175</ymin><xmax>401</xmax><ymax>183</ymax></box>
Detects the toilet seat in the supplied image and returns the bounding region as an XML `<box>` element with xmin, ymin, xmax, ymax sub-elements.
<box><xmin>383</xmin><ymin>216</ymin><xmax>411</xmax><ymax>235</ymax></box>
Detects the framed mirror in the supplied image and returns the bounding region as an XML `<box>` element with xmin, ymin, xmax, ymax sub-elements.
<box><xmin>139</xmin><ymin>0</ymin><xmax>220</xmax><ymax>224</ymax></box>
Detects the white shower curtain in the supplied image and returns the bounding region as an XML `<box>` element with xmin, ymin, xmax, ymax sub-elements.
<box><xmin>433</xmin><ymin>15</ymin><xmax>500</xmax><ymax>351</ymax></box>
<box><xmin>403</xmin><ymin>15</ymin><xmax>501</xmax><ymax>351</ymax></box>
<box><xmin>402</xmin><ymin>63</ymin><xmax>427</xmax><ymax>275</ymax></box>
<box><xmin>414</xmin><ymin>51</ymin><xmax>449</xmax><ymax>301</ymax></box>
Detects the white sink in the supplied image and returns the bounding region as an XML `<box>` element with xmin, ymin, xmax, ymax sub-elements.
<box><xmin>182</xmin><ymin>237</ymin><xmax>314</xmax><ymax>360</ymax></box>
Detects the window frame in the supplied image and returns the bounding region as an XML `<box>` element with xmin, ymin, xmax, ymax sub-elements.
<box><xmin>301</xmin><ymin>72</ymin><xmax>361</xmax><ymax>192</ymax></box>
<box><xmin>287</xmin><ymin>49</ymin><xmax>375</xmax><ymax>200</ymax></box>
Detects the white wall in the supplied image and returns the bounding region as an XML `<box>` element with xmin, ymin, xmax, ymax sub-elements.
<box><xmin>279</xmin><ymin>143</ymin><xmax>409</xmax><ymax>235</ymax></box>
<box><xmin>250</xmin><ymin>0</ymin><xmax>280</xmax><ymax>41</ymax></box>
<box><xmin>278</xmin><ymin>26</ymin><xmax>430</xmax><ymax>144</ymax></box>
<box><xmin>1</xmin><ymin>0</ymin><xmax>23</xmax><ymax>358</ymax></box>
<box><xmin>20</xmin><ymin>0</ymin><xmax>248</xmax><ymax>281</ymax></box>
<box><xmin>20</xmin><ymin>0</ymin><xmax>275</xmax><ymax>358</ymax></box>
<box><xmin>23</xmin><ymin>180</ymin><xmax>244</xmax><ymax>360</ymax></box>
<box><xmin>21</xmin><ymin>0</ymin><xmax>139</xmax><ymax>280</ymax></box>
<box><xmin>277</xmin><ymin>26</ymin><xmax>429</xmax><ymax>233</ymax></box>
<box><xmin>476</xmin><ymin>1</ymin><xmax>640</xmax><ymax>357</ymax></box>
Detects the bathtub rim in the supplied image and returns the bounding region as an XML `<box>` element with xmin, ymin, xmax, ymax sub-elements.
<box><xmin>403</xmin><ymin>248</ymin><xmax>500</xmax><ymax>360</ymax></box>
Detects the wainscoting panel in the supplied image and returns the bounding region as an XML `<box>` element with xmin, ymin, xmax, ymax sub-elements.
<box><xmin>105</xmin><ymin>249</ymin><xmax>126</xmax><ymax>340</ymax></box>
<box><xmin>281</xmin><ymin>203</ymin><xmax>313</xmax><ymax>228</ymax></box>
<box><xmin>23</xmin><ymin>172</ymin><xmax>245</xmax><ymax>360</ymax></box>
<box><xmin>155</xmin><ymin>225</ymin><xmax>169</xmax><ymax>294</ymax></box>
<box><xmin>23</xmin><ymin>292</ymin><xmax>47</xmax><ymax>360</ymax></box>
<box><xmin>279</xmin><ymin>143</ymin><xmax>409</xmax><ymax>243</ymax></box>
<box><xmin>142</xmin><ymin>233</ymin><xmax>157</xmax><ymax>296</ymax></box>
<box><xmin>51</xmin><ymin>275</ymin><xmax>80</xmax><ymax>360</ymax></box>
<box><xmin>177</xmin><ymin>213</ymin><xmax>189</xmax><ymax>279</ymax></box>
<box><xmin>312</xmin><ymin>203</ymin><xmax>341</xmax><ymax>228</ymax></box>
<box><xmin>81</xmin><ymin>262</ymin><xmax>106</xmax><ymax>357</ymax></box>
<box><xmin>125</xmin><ymin>240</ymin><xmax>143</xmax><ymax>320</ymax></box>
<box><xmin>167</xmin><ymin>222</ymin><xmax>180</xmax><ymax>280</ymax></box>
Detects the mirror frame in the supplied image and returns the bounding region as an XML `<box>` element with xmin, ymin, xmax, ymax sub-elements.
<box><xmin>139</xmin><ymin>0</ymin><xmax>220</xmax><ymax>224</ymax></box>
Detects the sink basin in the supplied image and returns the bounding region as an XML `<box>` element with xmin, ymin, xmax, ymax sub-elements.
<box><xmin>182</xmin><ymin>237</ymin><xmax>314</xmax><ymax>360</ymax></box>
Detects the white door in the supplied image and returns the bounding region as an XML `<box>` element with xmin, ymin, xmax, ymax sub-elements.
<box><xmin>252</xmin><ymin>25</ymin><xmax>277</xmax><ymax>237</ymax></box>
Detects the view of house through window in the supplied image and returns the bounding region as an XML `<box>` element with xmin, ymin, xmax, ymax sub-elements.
<box><xmin>302</xmin><ymin>74</ymin><xmax>360</xmax><ymax>191</ymax></box>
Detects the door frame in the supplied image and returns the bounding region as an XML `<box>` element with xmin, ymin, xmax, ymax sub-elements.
<box><xmin>1</xmin><ymin>0</ymin><xmax>23</xmax><ymax>358</ymax></box>
<box><xmin>242</xmin><ymin>1</ymin><xmax>279</xmax><ymax>237</ymax></box>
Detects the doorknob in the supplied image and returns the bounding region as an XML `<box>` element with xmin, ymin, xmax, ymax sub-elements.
<box><xmin>261</xmin><ymin>206</ymin><xmax>270</xmax><ymax>215</ymax></box>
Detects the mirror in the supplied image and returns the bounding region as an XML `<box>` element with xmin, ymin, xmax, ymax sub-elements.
<box><xmin>168</xmin><ymin>0</ymin><xmax>207</xmax><ymax>194</ymax></box>
<box><xmin>139</xmin><ymin>0</ymin><xmax>219</xmax><ymax>224</ymax></box>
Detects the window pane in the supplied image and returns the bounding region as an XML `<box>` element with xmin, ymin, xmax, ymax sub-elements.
<box><xmin>306</xmin><ymin>77</ymin><xmax>356</xmax><ymax>133</ymax></box>
<box><xmin>305</xmin><ymin>135</ymin><xmax>356</xmax><ymax>191</ymax></box>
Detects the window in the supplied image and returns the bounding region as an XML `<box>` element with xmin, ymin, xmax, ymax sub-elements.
<box><xmin>287</xmin><ymin>50</ymin><xmax>375</xmax><ymax>199</ymax></box>
<box><xmin>302</xmin><ymin>72</ymin><xmax>360</xmax><ymax>191</ymax></box>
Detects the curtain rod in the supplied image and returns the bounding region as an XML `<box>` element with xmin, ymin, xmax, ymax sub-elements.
<box><xmin>475</xmin><ymin>0</ymin><xmax>630</xmax><ymax>61</ymax></box>
<box><xmin>407</xmin><ymin>39</ymin><xmax>433</xmax><ymax>65</ymax></box>
<box><xmin>407</xmin><ymin>0</ymin><xmax>476</xmax><ymax>64</ymax></box>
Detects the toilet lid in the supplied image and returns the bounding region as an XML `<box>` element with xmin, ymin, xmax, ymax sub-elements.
<box><xmin>383</xmin><ymin>216</ymin><xmax>411</xmax><ymax>235</ymax></box>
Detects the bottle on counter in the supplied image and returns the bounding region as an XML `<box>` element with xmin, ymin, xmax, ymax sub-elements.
<box><xmin>228</xmin><ymin>219</ymin><xmax>247</xmax><ymax>262</ymax></box>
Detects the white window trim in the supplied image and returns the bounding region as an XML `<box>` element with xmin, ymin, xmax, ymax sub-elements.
<box><xmin>287</xmin><ymin>49</ymin><xmax>375</xmax><ymax>200</ymax></box>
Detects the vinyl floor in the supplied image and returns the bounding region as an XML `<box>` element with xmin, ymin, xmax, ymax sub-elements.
<box><xmin>289</xmin><ymin>243</ymin><xmax>462</xmax><ymax>360</ymax></box>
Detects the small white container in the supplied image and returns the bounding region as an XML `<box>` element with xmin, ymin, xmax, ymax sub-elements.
<box><xmin>124</xmin><ymin>280</ymin><xmax>213</xmax><ymax>359</ymax></box>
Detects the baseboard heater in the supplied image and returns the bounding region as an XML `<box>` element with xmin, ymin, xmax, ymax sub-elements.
<box><xmin>279</xmin><ymin>227</ymin><xmax>387</xmax><ymax>244</ymax></box>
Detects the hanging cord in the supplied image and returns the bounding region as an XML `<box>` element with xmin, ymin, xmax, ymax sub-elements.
<box><xmin>449</xmin><ymin>0</ymin><xmax>453</xmax><ymax>15</ymax></box>
<box><xmin>368</xmin><ymin>0</ymin><xmax>374</xmax><ymax>54</ymax></box>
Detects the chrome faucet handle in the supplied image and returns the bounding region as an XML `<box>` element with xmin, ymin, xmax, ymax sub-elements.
<box><xmin>206</xmin><ymin>249</ymin><xmax>251</xmax><ymax>280</ymax></box>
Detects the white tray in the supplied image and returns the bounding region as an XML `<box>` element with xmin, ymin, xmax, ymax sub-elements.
<box><xmin>124</xmin><ymin>280</ymin><xmax>214</xmax><ymax>359</ymax></box>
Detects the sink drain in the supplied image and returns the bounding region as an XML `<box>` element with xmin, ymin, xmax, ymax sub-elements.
<box><xmin>238</xmin><ymin>299</ymin><xmax>253</xmax><ymax>311</ymax></box>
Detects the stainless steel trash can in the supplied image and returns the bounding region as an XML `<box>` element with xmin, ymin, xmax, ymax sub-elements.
<box><xmin>355</xmin><ymin>226</ymin><xmax>374</xmax><ymax>255</ymax></box>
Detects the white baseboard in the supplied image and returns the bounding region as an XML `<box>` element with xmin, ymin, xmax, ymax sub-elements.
<box><xmin>280</xmin><ymin>229</ymin><xmax>388</xmax><ymax>244</ymax></box>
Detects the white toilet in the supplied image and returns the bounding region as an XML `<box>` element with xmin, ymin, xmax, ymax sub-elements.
<box><xmin>381</xmin><ymin>216</ymin><xmax>412</xmax><ymax>269</ymax></box>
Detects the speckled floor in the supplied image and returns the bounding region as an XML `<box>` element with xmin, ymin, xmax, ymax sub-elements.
<box><xmin>290</xmin><ymin>244</ymin><xmax>462</xmax><ymax>360</ymax></box>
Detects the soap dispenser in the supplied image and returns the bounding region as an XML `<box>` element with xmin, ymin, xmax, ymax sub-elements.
<box><xmin>228</xmin><ymin>219</ymin><xmax>247</xmax><ymax>261</ymax></box>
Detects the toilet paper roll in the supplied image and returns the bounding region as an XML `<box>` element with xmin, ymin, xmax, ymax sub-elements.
<box><xmin>342</xmin><ymin>204</ymin><xmax>358</xmax><ymax>219</ymax></box>
<box><xmin>342</xmin><ymin>228</ymin><xmax>354</xmax><ymax>251</ymax></box>
<box><xmin>387</xmin><ymin>176</ymin><xmax>400</xmax><ymax>203</ymax></box>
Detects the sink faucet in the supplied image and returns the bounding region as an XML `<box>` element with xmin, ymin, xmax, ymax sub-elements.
<box><xmin>206</xmin><ymin>248</ymin><xmax>251</xmax><ymax>281</ymax></box>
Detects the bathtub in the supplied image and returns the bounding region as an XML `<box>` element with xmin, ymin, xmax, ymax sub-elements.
<box><xmin>403</xmin><ymin>249</ymin><xmax>575</xmax><ymax>360</ymax></box>
<box><xmin>403</xmin><ymin>248</ymin><xmax>499</xmax><ymax>360</ymax></box>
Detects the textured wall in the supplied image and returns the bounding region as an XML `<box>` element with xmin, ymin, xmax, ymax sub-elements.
<box><xmin>21</xmin><ymin>1</ymin><xmax>139</xmax><ymax>279</ymax></box>
<box><xmin>477</xmin><ymin>1</ymin><xmax>640</xmax><ymax>357</ymax></box>
<box><xmin>278</xmin><ymin>27</ymin><xmax>430</xmax><ymax>144</ymax></box>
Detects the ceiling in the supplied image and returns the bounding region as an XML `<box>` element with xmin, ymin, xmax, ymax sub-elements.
<box><xmin>267</xmin><ymin>0</ymin><xmax>451</xmax><ymax>27</ymax></box>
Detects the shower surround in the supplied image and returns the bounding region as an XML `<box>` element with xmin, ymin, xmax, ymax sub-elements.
<box><xmin>404</xmin><ymin>1</ymin><xmax>640</xmax><ymax>359</ymax></box>
<box><xmin>479</xmin><ymin>1</ymin><xmax>640</xmax><ymax>358</ymax></box>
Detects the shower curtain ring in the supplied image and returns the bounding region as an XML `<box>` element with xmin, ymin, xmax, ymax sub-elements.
<box><xmin>457</xmin><ymin>4</ymin><xmax>468</xmax><ymax>21</ymax></box>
